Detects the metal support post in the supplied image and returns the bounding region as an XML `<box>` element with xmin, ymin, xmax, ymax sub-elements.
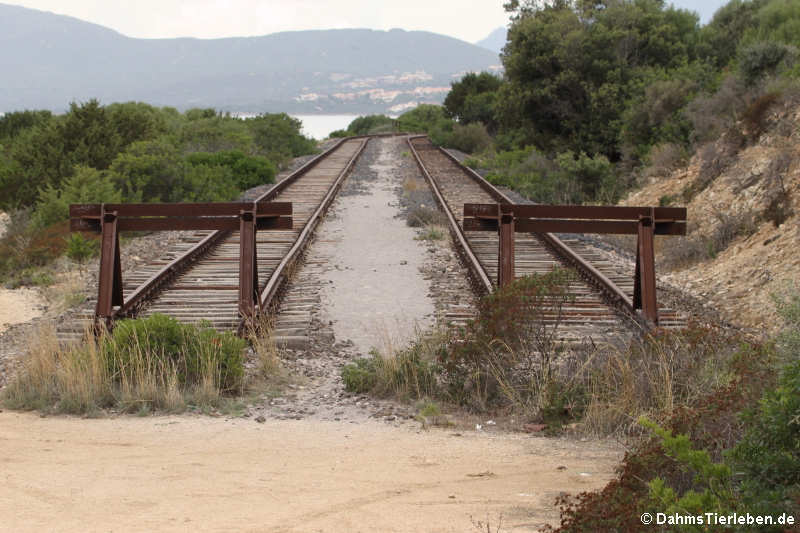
<box><xmin>498</xmin><ymin>204</ymin><xmax>515</xmax><ymax>287</ymax></box>
<box><xmin>95</xmin><ymin>205</ymin><xmax>123</xmax><ymax>327</ymax></box>
<box><xmin>634</xmin><ymin>208</ymin><xmax>658</xmax><ymax>325</ymax></box>
<box><xmin>238</xmin><ymin>208</ymin><xmax>259</xmax><ymax>321</ymax></box>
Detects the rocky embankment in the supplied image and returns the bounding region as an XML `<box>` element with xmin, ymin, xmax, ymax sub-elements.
<box><xmin>623</xmin><ymin>98</ymin><xmax>800</xmax><ymax>334</ymax></box>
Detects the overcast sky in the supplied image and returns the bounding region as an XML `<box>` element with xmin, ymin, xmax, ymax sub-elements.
<box><xmin>9</xmin><ymin>1</ymin><xmax>729</xmax><ymax>43</ymax></box>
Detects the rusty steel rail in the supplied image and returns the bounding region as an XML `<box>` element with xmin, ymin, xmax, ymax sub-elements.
<box><xmin>125</xmin><ymin>137</ymin><xmax>351</xmax><ymax>324</ymax></box>
<box><xmin>259</xmin><ymin>138</ymin><xmax>367</xmax><ymax>313</ymax></box>
<box><xmin>406</xmin><ymin>134</ymin><xmax>683</xmax><ymax>328</ymax></box>
<box><xmin>69</xmin><ymin>137</ymin><xmax>365</xmax><ymax>333</ymax></box>
<box><xmin>406</xmin><ymin>135</ymin><xmax>493</xmax><ymax>296</ymax></box>
<box><xmin>411</xmin><ymin>135</ymin><xmax>644</xmax><ymax>316</ymax></box>
<box><xmin>463</xmin><ymin>203</ymin><xmax>687</xmax><ymax>325</ymax></box>
<box><xmin>70</xmin><ymin>202</ymin><xmax>293</xmax><ymax>327</ymax></box>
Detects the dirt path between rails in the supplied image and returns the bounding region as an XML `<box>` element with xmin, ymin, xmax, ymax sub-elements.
<box><xmin>0</xmin><ymin>412</ymin><xmax>621</xmax><ymax>533</ymax></box>
<box><xmin>319</xmin><ymin>137</ymin><xmax>435</xmax><ymax>356</ymax></box>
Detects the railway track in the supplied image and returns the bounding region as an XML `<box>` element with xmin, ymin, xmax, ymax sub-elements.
<box><xmin>58</xmin><ymin>133</ymin><xmax>684</xmax><ymax>345</ymax></box>
<box><xmin>58</xmin><ymin>137</ymin><xmax>366</xmax><ymax>340</ymax></box>
<box><xmin>407</xmin><ymin>135</ymin><xmax>685</xmax><ymax>340</ymax></box>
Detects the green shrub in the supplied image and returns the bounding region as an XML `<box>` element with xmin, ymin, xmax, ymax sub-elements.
<box><xmin>345</xmin><ymin>115</ymin><xmax>396</xmax><ymax>135</ymax></box>
<box><xmin>179</xmin><ymin>115</ymin><xmax>254</xmax><ymax>154</ymax></box>
<box><xmin>739</xmin><ymin>41</ymin><xmax>796</xmax><ymax>86</ymax></box>
<box><xmin>185</xmin><ymin>150</ymin><xmax>276</xmax><ymax>191</ymax></box>
<box><xmin>342</xmin><ymin>336</ymin><xmax>444</xmax><ymax>400</ymax></box>
<box><xmin>728</xmin><ymin>358</ymin><xmax>800</xmax><ymax>522</ymax></box>
<box><xmin>65</xmin><ymin>233</ymin><xmax>98</xmax><ymax>262</ymax></box>
<box><xmin>414</xmin><ymin>227</ymin><xmax>445</xmax><ymax>241</ymax></box>
<box><xmin>397</xmin><ymin>105</ymin><xmax>453</xmax><ymax>136</ymax></box>
<box><xmin>32</xmin><ymin>165</ymin><xmax>122</xmax><ymax>228</ymax></box>
<box><xmin>246</xmin><ymin>113</ymin><xmax>317</xmax><ymax>163</ymax></box>
<box><xmin>341</xmin><ymin>357</ymin><xmax>379</xmax><ymax>394</ymax></box>
<box><xmin>545</xmin><ymin>334</ymin><xmax>776</xmax><ymax>532</ymax></box>
<box><xmin>621</xmin><ymin>78</ymin><xmax>696</xmax><ymax>162</ymax></box>
<box><xmin>773</xmin><ymin>285</ymin><xmax>800</xmax><ymax>360</ymax></box>
<box><xmin>659</xmin><ymin>194</ymin><xmax>678</xmax><ymax>207</ymax></box>
<box><xmin>104</xmin><ymin>314</ymin><xmax>246</xmax><ymax>392</ymax></box>
<box><xmin>445</xmin><ymin>122</ymin><xmax>492</xmax><ymax>154</ymax></box>
<box><xmin>554</xmin><ymin>151</ymin><xmax>618</xmax><ymax>203</ymax></box>
<box><xmin>440</xmin><ymin>270</ymin><xmax>576</xmax><ymax>411</ymax></box>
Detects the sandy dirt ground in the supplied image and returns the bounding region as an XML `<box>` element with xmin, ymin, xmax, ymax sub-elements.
<box><xmin>0</xmin><ymin>287</ymin><xmax>45</xmax><ymax>333</ymax></box>
<box><xmin>0</xmin><ymin>412</ymin><xmax>621</xmax><ymax>533</ymax></box>
<box><xmin>0</xmin><ymin>211</ymin><xmax>47</xmax><ymax>333</ymax></box>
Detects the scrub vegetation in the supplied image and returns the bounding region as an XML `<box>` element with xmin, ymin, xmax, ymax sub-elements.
<box><xmin>0</xmin><ymin>103</ymin><xmax>316</xmax><ymax>287</ymax></box>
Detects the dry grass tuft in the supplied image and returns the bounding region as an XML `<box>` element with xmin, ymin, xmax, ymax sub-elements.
<box><xmin>2</xmin><ymin>314</ymin><xmax>253</xmax><ymax>415</ymax></box>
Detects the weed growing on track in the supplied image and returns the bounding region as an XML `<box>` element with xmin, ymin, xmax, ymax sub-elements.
<box><xmin>414</xmin><ymin>225</ymin><xmax>445</xmax><ymax>241</ymax></box>
<box><xmin>2</xmin><ymin>314</ymin><xmax>250</xmax><ymax>414</ymax></box>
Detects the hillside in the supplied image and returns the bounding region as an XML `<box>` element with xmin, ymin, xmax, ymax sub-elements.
<box><xmin>0</xmin><ymin>3</ymin><xmax>501</xmax><ymax>114</ymax></box>
<box><xmin>623</xmin><ymin>95</ymin><xmax>800</xmax><ymax>334</ymax></box>
<box><xmin>475</xmin><ymin>27</ymin><xmax>507</xmax><ymax>54</ymax></box>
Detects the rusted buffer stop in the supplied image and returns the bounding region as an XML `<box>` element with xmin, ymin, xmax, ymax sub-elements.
<box><xmin>463</xmin><ymin>204</ymin><xmax>687</xmax><ymax>326</ymax></box>
<box><xmin>70</xmin><ymin>201</ymin><xmax>292</xmax><ymax>328</ymax></box>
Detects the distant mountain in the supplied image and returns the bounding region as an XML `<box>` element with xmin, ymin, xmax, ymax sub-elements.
<box><xmin>475</xmin><ymin>27</ymin><xmax>507</xmax><ymax>55</ymax></box>
<box><xmin>0</xmin><ymin>3</ymin><xmax>501</xmax><ymax>114</ymax></box>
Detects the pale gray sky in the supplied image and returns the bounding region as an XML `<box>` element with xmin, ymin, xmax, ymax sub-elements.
<box><xmin>8</xmin><ymin>1</ymin><xmax>729</xmax><ymax>43</ymax></box>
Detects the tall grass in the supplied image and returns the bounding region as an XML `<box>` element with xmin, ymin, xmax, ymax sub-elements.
<box><xmin>2</xmin><ymin>314</ymin><xmax>250</xmax><ymax>414</ymax></box>
<box><xmin>341</xmin><ymin>270</ymin><xmax>756</xmax><ymax>437</ymax></box>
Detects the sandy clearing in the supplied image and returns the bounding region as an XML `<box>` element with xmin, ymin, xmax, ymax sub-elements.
<box><xmin>0</xmin><ymin>412</ymin><xmax>621</xmax><ymax>532</ymax></box>
<box><xmin>0</xmin><ymin>211</ymin><xmax>48</xmax><ymax>333</ymax></box>
<box><xmin>0</xmin><ymin>287</ymin><xmax>45</xmax><ymax>333</ymax></box>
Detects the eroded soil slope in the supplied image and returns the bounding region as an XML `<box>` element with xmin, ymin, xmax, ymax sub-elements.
<box><xmin>624</xmin><ymin>99</ymin><xmax>800</xmax><ymax>333</ymax></box>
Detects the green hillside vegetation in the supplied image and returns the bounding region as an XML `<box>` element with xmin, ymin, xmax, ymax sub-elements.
<box><xmin>0</xmin><ymin>101</ymin><xmax>315</xmax><ymax>286</ymax></box>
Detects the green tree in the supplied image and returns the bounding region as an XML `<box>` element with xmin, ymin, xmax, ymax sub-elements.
<box><xmin>498</xmin><ymin>0</ymin><xmax>700</xmax><ymax>158</ymax></box>
<box><xmin>106</xmin><ymin>102</ymin><xmax>169</xmax><ymax>149</ymax></box>
<box><xmin>0</xmin><ymin>110</ymin><xmax>52</xmax><ymax>141</ymax></box>
<box><xmin>443</xmin><ymin>72</ymin><xmax>502</xmax><ymax>131</ymax></box>
<box><xmin>185</xmin><ymin>150</ymin><xmax>275</xmax><ymax>191</ymax></box>
<box><xmin>699</xmin><ymin>0</ymin><xmax>768</xmax><ymax>68</ymax></box>
<box><xmin>110</xmin><ymin>138</ymin><xmax>185</xmax><ymax>202</ymax></box>
<box><xmin>32</xmin><ymin>166</ymin><xmax>122</xmax><ymax>228</ymax></box>
<box><xmin>246</xmin><ymin>113</ymin><xmax>316</xmax><ymax>163</ymax></box>
<box><xmin>59</xmin><ymin>99</ymin><xmax>122</xmax><ymax>170</ymax></box>
<box><xmin>397</xmin><ymin>105</ymin><xmax>451</xmax><ymax>134</ymax></box>
<box><xmin>345</xmin><ymin>115</ymin><xmax>396</xmax><ymax>135</ymax></box>
<box><xmin>5</xmin><ymin>120</ymin><xmax>72</xmax><ymax>207</ymax></box>
<box><xmin>179</xmin><ymin>115</ymin><xmax>254</xmax><ymax>154</ymax></box>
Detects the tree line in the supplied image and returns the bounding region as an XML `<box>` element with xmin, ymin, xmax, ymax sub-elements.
<box><xmin>0</xmin><ymin>102</ymin><xmax>316</xmax><ymax>226</ymax></box>
<box><xmin>344</xmin><ymin>0</ymin><xmax>799</xmax><ymax>205</ymax></box>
